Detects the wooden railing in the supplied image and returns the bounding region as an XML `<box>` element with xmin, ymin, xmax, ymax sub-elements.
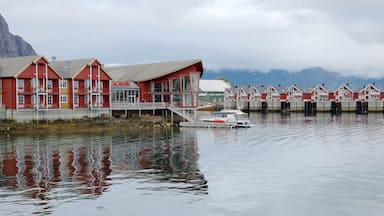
<box><xmin>111</xmin><ymin>102</ymin><xmax>168</xmax><ymax>110</ymax></box>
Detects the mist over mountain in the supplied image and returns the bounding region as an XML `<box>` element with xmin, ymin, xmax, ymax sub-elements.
<box><xmin>202</xmin><ymin>67</ymin><xmax>384</xmax><ymax>89</ymax></box>
<box><xmin>0</xmin><ymin>13</ymin><xmax>36</xmax><ymax>58</ymax></box>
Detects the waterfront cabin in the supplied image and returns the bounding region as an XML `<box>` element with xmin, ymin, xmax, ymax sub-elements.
<box><xmin>312</xmin><ymin>84</ymin><xmax>334</xmax><ymax>111</ymax></box>
<box><xmin>287</xmin><ymin>85</ymin><xmax>306</xmax><ymax>111</ymax></box>
<box><xmin>0</xmin><ymin>55</ymin><xmax>63</xmax><ymax>111</ymax></box>
<box><xmin>107</xmin><ymin>59</ymin><xmax>203</xmax><ymax>108</ymax></box>
<box><xmin>335</xmin><ymin>84</ymin><xmax>358</xmax><ymax>102</ymax></box>
<box><xmin>335</xmin><ymin>84</ymin><xmax>359</xmax><ymax>112</ymax></box>
<box><xmin>51</xmin><ymin>58</ymin><xmax>112</xmax><ymax>110</ymax></box>
<box><xmin>360</xmin><ymin>83</ymin><xmax>383</xmax><ymax>111</ymax></box>
<box><xmin>224</xmin><ymin>87</ymin><xmax>237</xmax><ymax>109</ymax></box>
<box><xmin>248</xmin><ymin>85</ymin><xmax>263</xmax><ymax>111</ymax></box>
<box><xmin>199</xmin><ymin>79</ymin><xmax>231</xmax><ymax>109</ymax></box>
<box><xmin>236</xmin><ymin>85</ymin><xmax>250</xmax><ymax>111</ymax></box>
<box><xmin>266</xmin><ymin>86</ymin><xmax>281</xmax><ymax>111</ymax></box>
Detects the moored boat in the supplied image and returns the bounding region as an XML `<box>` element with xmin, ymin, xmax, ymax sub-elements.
<box><xmin>180</xmin><ymin>109</ymin><xmax>253</xmax><ymax>128</ymax></box>
<box><xmin>196</xmin><ymin>103</ymin><xmax>216</xmax><ymax>111</ymax></box>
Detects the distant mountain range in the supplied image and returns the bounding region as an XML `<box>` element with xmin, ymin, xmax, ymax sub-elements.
<box><xmin>202</xmin><ymin>67</ymin><xmax>384</xmax><ymax>89</ymax></box>
<box><xmin>0</xmin><ymin>13</ymin><xmax>36</xmax><ymax>58</ymax></box>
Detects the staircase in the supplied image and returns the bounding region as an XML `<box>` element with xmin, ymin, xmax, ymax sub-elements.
<box><xmin>167</xmin><ymin>107</ymin><xmax>196</xmax><ymax>122</ymax></box>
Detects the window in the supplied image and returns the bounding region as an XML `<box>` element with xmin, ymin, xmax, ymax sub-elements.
<box><xmin>48</xmin><ymin>95</ymin><xmax>53</xmax><ymax>105</ymax></box>
<box><xmin>48</xmin><ymin>80</ymin><xmax>53</xmax><ymax>89</ymax></box>
<box><xmin>154</xmin><ymin>83</ymin><xmax>162</xmax><ymax>92</ymax></box>
<box><xmin>73</xmin><ymin>80</ymin><xmax>79</xmax><ymax>89</ymax></box>
<box><xmin>60</xmin><ymin>80</ymin><xmax>67</xmax><ymax>89</ymax></box>
<box><xmin>31</xmin><ymin>78</ymin><xmax>38</xmax><ymax>89</ymax></box>
<box><xmin>99</xmin><ymin>81</ymin><xmax>103</xmax><ymax>90</ymax></box>
<box><xmin>18</xmin><ymin>79</ymin><xmax>24</xmax><ymax>89</ymax></box>
<box><xmin>18</xmin><ymin>96</ymin><xmax>24</xmax><ymax>105</ymax></box>
<box><xmin>60</xmin><ymin>95</ymin><xmax>67</xmax><ymax>104</ymax></box>
<box><xmin>84</xmin><ymin>80</ymin><xmax>90</xmax><ymax>89</ymax></box>
<box><xmin>74</xmin><ymin>95</ymin><xmax>79</xmax><ymax>105</ymax></box>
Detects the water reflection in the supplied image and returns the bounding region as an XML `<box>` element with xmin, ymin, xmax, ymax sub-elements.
<box><xmin>0</xmin><ymin>129</ymin><xmax>206</xmax><ymax>215</ymax></box>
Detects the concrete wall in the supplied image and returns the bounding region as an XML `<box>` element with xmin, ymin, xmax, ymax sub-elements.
<box><xmin>341</xmin><ymin>102</ymin><xmax>357</xmax><ymax>112</ymax></box>
<box><xmin>290</xmin><ymin>101</ymin><xmax>305</xmax><ymax>111</ymax></box>
<box><xmin>0</xmin><ymin>108</ymin><xmax>110</xmax><ymax>122</ymax></box>
<box><xmin>368</xmin><ymin>101</ymin><xmax>384</xmax><ymax>112</ymax></box>
<box><xmin>268</xmin><ymin>101</ymin><xmax>281</xmax><ymax>111</ymax></box>
<box><xmin>249</xmin><ymin>101</ymin><xmax>262</xmax><ymax>111</ymax></box>
<box><xmin>316</xmin><ymin>101</ymin><xmax>332</xmax><ymax>112</ymax></box>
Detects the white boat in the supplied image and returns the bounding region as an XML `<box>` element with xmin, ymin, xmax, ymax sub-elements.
<box><xmin>180</xmin><ymin>109</ymin><xmax>253</xmax><ymax>128</ymax></box>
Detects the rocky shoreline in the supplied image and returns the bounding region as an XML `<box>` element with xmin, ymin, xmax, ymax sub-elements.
<box><xmin>0</xmin><ymin>116</ymin><xmax>173</xmax><ymax>135</ymax></box>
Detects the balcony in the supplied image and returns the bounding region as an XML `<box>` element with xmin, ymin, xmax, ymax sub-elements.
<box><xmin>91</xmin><ymin>88</ymin><xmax>102</xmax><ymax>94</ymax></box>
<box><xmin>77</xmin><ymin>88</ymin><xmax>90</xmax><ymax>95</ymax></box>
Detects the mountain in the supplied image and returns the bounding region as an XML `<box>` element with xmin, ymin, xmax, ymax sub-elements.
<box><xmin>0</xmin><ymin>14</ymin><xmax>36</xmax><ymax>57</ymax></box>
<box><xmin>202</xmin><ymin>67</ymin><xmax>384</xmax><ymax>89</ymax></box>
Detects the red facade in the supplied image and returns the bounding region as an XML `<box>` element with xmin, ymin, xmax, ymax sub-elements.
<box><xmin>1</xmin><ymin>57</ymin><xmax>62</xmax><ymax>110</ymax></box>
<box><xmin>136</xmin><ymin>62</ymin><xmax>203</xmax><ymax>107</ymax></box>
<box><xmin>70</xmin><ymin>60</ymin><xmax>112</xmax><ymax>109</ymax></box>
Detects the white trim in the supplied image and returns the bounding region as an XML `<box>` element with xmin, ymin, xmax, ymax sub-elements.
<box><xmin>16</xmin><ymin>78</ymin><xmax>19</xmax><ymax>111</ymax></box>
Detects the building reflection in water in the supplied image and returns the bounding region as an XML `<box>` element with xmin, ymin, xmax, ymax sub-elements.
<box><xmin>0</xmin><ymin>128</ymin><xmax>206</xmax><ymax>211</ymax></box>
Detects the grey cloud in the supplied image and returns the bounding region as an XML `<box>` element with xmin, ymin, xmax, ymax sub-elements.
<box><xmin>1</xmin><ymin>0</ymin><xmax>384</xmax><ymax>78</ymax></box>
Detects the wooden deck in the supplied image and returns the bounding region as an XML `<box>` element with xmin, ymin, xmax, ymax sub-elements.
<box><xmin>111</xmin><ymin>102</ymin><xmax>196</xmax><ymax>122</ymax></box>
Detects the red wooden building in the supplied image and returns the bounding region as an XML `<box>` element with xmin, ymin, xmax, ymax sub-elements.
<box><xmin>106</xmin><ymin>59</ymin><xmax>203</xmax><ymax>108</ymax></box>
<box><xmin>0</xmin><ymin>55</ymin><xmax>63</xmax><ymax>110</ymax></box>
<box><xmin>51</xmin><ymin>58</ymin><xmax>112</xmax><ymax>109</ymax></box>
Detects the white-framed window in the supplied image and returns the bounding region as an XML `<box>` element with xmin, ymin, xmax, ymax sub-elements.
<box><xmin>85</xmin><ymin>80</ymin><xmax>90</xmax><ymax>89</ymax></box>
<box><xmin>60</xmin><ymin>95</ymin><xmax>67</xmax><ymax>104</ymax></box>
<box><xmin>18</xmin><ymin>95</ymin><xmax>24</xmax><ymax>105</ymax></box>
<box><xmin>18</xmin><ymin>79</ymin><xmax>24</xmax><ymax>89</ymax></box>
<box><xmin>48</xmin><ymin>95</ymin><xmax>53</xmax><ymax>105</ymax></box>
<box><xmin>31</xmin><ymin>78</ymin><xmax>37</xmax><ymax>89</ymax></box>
<box><xmin>73</xmin><ymin>80</ymin><xmax>79</xmax><ymax>89</ymax></box>
<box><xmin>32</xmin><ymin>95</ymin><xmax>36</xmax><ymax>105</ymax></box>
<box><xmin>47</xmin><ymin>80</ymin><xmax>53</xmax><ymax>89</ymax></box>
<box><xmin>99</xmin><ymin>81</ymin><xmax>103</xmax><ymax>90</ymax></box>
<box><xmin>74</xmin><ymin>95</ymin><xmax>79</xmax><ymax>105</ymax></box>
<box><xmin>85</xmin><ymin>95</ymin><xmax>90</xmax><ymax>103</ymax></box>
<box><xmin>60</xmin><ymin>80</ymin><xmax>67</xmax><ymax>89</ymax></box>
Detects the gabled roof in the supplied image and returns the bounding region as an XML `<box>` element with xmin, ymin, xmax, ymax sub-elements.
<box><xmin>362</xmin><ymin>83</ymin><xmax>383</xmax><ymax>92</ymax></box>
<box><xmin>238</xmin><ymin>85</ymin><xmax>250</xmax><ymax>94</ymax></box>
<box><xmin>51</xmin><ymin>58</ymin><xmax>112</xmax><ymax>79</ymax></box>
<box><xmin>106</xmin><ymin>59</ymin><xmax>203</xmax><ymax>82</ymax></box>
<box><xmin>225</xmin><ymin>87</ymin><xmax>237</xmax><ymax>95</ymax></box>
<box><xmin>0</xmin><ymin>55</ymin><xmax>43</xmax><ymax>78</ymax></box>
<box><xmin>275</xmin><ymin>85</ymin><xmax>288</xmax><ymax>93</ymax></box>
<box><xmin>315</xmin><ymin>84</ymin><xmax>333</xmax><ymax>93</ymax></box>
<box><xmin>288</xmin><ymin>85</ymin><xmax>306</xmax><ymax>93</ymax></box>
<box><xmin>255</xmin><ymin>85</ymin><xmax>267</xmax><ymax>93</ymax></box>
<box><xmin>199</xmin><ymin>79</ymin><xmax>231</xmax><ymax>92</ymax></box>
<box><xmin>337</xmin><ymin>83</ymin><xmax>358</xmax><ymax>92</ymax></box>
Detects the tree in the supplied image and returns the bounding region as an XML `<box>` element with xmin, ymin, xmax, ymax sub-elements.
<box><xmin>216</xmin><ymin>77</ymin><xmax>231</xmax><ymax>85</ymax></box>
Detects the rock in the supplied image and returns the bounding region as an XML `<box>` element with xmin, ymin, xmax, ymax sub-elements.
<box><xmin>0</xmin><ymin>14</ymin><xmax>36</xmax><ymax>58</ymax></box>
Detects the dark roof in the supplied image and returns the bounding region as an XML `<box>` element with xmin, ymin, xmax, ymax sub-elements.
<box><xmin>106</xmin><ymin>59</ymin><xmax>203</xmax><ymax>82</ymax></box>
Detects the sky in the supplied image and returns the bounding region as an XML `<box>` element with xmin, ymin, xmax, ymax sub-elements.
<box><xmin>2</xmin><ymin>0</ymin><xmax>384</xmax><ymax>78</ymax></box>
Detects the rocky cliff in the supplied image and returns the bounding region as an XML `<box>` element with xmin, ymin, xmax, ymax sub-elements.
<box><xmin>0</xmin><ymin>14</ymin><xmax>36</xmax><ymax>57</ymax></box>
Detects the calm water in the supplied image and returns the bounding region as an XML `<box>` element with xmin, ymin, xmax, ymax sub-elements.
<box><xmin>1</xmin><ymin>113</ymin><xmax>384</xmax><ymax>216</ymax></box>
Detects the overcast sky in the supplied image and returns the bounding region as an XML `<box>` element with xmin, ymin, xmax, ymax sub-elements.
<box><xmin>2</xmin><ymin>0</ymin><xmax>384</xmax><ymax>78</ymax></box>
